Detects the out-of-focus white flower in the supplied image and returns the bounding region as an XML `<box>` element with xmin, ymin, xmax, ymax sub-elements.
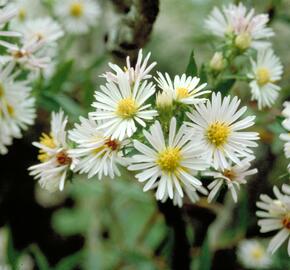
<box><xmin>256</xmin><ymin>184</ymin><xmax>290</xmax><ymax>256</ymax></box>
<box><xmin>6</xmin><ymin>0</ymin><xmax>44</xmax><ymax>23</ymax></box>
<box><xmin>282</xmin><ymin>101</ymin><xmax>290</xmax><ymax>119</ymax></box>
<box><xmin>155</xmin><ymin>72</ymin><xmax>210</xmax><ymax>106</ymax></box>
<box><xmin>205</xmin><ymin>158</ymin><xmax>257</xmax><ymax>202</ymax></box>
<box><xmin>0</xmin><ymin>7</ymin><xmax>21</xmax><ymax>49</ymax></box>
<box><xmin>128</xmin><ymin>118</ymin><xmax>209</xmax><ymax>204</ymax></box>
<box><xmin>103</xmin><ymin>50</ymin><xmax>157</xmax><ymax>85</ymax></box>
<box><xmin>186</xmin><ymin>92</ymin><xmax>259</xmax><ymax>170</ymax></box>
<box><xmin>28</xmin><ymin>111</ymin><xmax>72</xmax><ymax>192</ymax></box>
<box><xmin>237</xmin><ymin>239</ymin><xmax>272</xmax><ymax>269</ymax></box>
<box><xmin>69</xmin><ymin>116</ymin><xmax>128</xmax><ymax>179</ymax></box>
<box><xmin>0</xmin><ymin>63</ymin><xmax>35</xmax><ymax>154</ymax></box>
<box><xmin>90</xmin><ymin>70</ymin><xmax>157</xmax><ymax>140</ymax></box>
<box><xmin>54</xmin><ymin>0</ymin><xmax>100</xmax><ymax>34</ymax></box>
<box><xmin>18</xmin><ymin>17</ymin><xmax>64</xmax><ymax>44</ymax></box>
<box><xmin>205</xmin><ymin>3</ymin><xmax>274</xmax><ymax>50</ymax></box>
<box><xmin>248</xmin><ymin>49</ymin><xmax>283</xmax><ymax>110</ymax></box>
<box><xmin>0</xmin><ymin>39</ymin><xmax>51</xmax><ymax>70</ymax></box>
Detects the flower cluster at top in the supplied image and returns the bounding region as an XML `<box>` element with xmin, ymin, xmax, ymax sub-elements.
<box><xmin>0</xmin><ymin>0</ymin><xmax>100</xmax><ymax>154</ymax></box>
<box><xmin>205</xmin><ymin>2</ymin><xmax>283</xmax><ymax>110</ymax></box>
<box><xmin>29</xmin><ymin>49</ymin><xmax>260</xmax><ymax>210</ymax></box>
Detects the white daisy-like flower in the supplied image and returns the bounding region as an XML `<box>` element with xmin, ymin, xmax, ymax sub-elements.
<box><xmin>237</xmin><ymin>239</ymin><xmax>272</xmax><ymax>269</ymax></box>
<box><xmin>248</xmin><ymin>49</ymin><xmax>283</xmax><ymax>110</ymax></box>
<box><xmin>0</xmin><ymin>63</ymin><xmax>35</xmax><ymax>154</ymax></box>
<box><xmin>28</xmin><ymin>111</ymin><xmax>72</xmax><ymax>192</ymax></box>
<box><xmin>0</xmin><ymin>38</ymin><xmax>50</xmax><ymax>70</ymax></box>
<box><xmin>90</xmin><ymin>71</ymin><xmax>157</xmax><ymax>140</ymax></box>
<box><xmin>155</xmin><ymin>72</ymin><xmax>210</xmax><ymax>106</ymax></box>
<box><xmin>6</xmin><ymin>0</ymin><xmax>44</xmax><ymax>22</ymax></box>
<box><xmin>128</xmin><ymin>117</ymin><xmax>209</xmax><ymax>203</ymax></box>
<box><xmin>205</xmin><ymin>3</ymin><xmax>274</xmax><ymax>50</ymax></box>
<box><xmin>68</xmin><ymin>116</ymin><xmax>128</xmax><ymax>179</ymax></box>
<box><xmin>204</xmin><ymin>157</ymin><xmax>257</xmax><ymax>202</ymax></box>
<box><xmin>54</xmin><ymin>0</ymin><xmax>100</xmax><ymax>34</ymax></box>
<box><xmin>18</xmin><ymin>17</ymin><xmax>64</xmax><ymax>44</ymax></box>
<box><xmin>103</xmin><ymin>49</ymin><xmax>157</xmax><ymax>85</ymax></box>
<box><xmin>0</xmin><ymin>7</ymin><xmax>21</xmax><ymax>48</ymax></box>
<box><xmin>186</xmin><ymin>92</ymin><xmax>259</xmax><ymax>170</ymax></box>
<box><xmin>256</xmin><ymin>184</ymin><xmax>290</xmax><ymax>256</ymax></box>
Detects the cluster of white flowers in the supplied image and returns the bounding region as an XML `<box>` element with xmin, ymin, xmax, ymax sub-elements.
<box><xmin>29</xmin><ymin>50</ymin><xmax>259</xmax><ymax>207</ymax></box>
<box><xmin>0</xmin><ymin>0</ymin><xmax>100</xmax><ymax>155</ymax></box>
<box><xmin>206</xmin><ymin>3</ymin><xmax>283</xmax><ymax>110</ymax></box>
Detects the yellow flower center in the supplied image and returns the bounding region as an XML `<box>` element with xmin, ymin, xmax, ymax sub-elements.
<box><xmin>38</xmin><ymin>133</ymin><xmax>56</xmax><ymax>162</ymax></box>
<box><xmin>157</xmin><ymin>147</ymin><xmax>181</xmax><ymax>173</ymax></box>
<box><xmin>251</xmin><ymin>246</ymin><xmax>264</xmax><ymax>260</ymax></box>
<box><xmin>206</xmin><ymin>122</ymin><xmax>230</xmax><ymax>148</ymax></box>
<box><xmin>222</xmin><ymin>169</ymin><xmax>236</xmax><ymax>180</ymax></box>
<box><xmin>18</xmin><ymin>8</ymin><xmax>26</xmax><ymax>21</ymax></box>
<box><xmin>70</xmin><ymin>2</ymin><xmax>84</xmax><ymax>17</ymax></box>
<box><xmin>116</xmin><ymin>97</ymin><xmax>138</xmax><ymax>119</ymax></box>
<box><xmin>282</xmin><ymin>213</ymin><xmax>290</xmax><ymax>230</ymax></box>
<box><xmin>256</xmin><ymin>67</ymin><xmax>271</xmax><ymax>86</ymax></box>
<box><xmin>176</xmin><ymin>87</ymin><xmax>190</xmax><ymax>99</ymax></box>
<box><xmin>7</xmin><ymin>104</ymin><xmax>14</xmax><ymax>116</ymax></box>
<box><xmin>0</xmin><ymin>83</ymin><xmax>4</xmax><ymax>97</ymax></box>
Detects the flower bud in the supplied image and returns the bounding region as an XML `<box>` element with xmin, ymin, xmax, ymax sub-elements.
<box><xmin>235</xmin><ymin>32</ymin><xmax>252</xmax><ymax>50</ymax></box>
<box><xmin>210</xmin><ymin>52</ymin><xmax>225</xmax><ymax>71</ymax></box>
<box><xmin>156</xmin><ymin>91</ymin><xmax>173</xmax><ymax>110</ymax></box>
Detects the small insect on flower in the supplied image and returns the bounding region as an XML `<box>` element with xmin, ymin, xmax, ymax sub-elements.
<box><xmin>103</xmin><ymin>49</ymin><xmax>157</xmax><ymax>85</ymax></box>
<box><xmin>205</xmin><ymin>3</ymin><xmax>274</xmax><ymax>50</ymax></box>
<box><xmin>28</xmin><ymin>111</ymin><xmax>72</xmax><ymax>192</ymax></box>
<box><xmin>54</xmin><ymin>0</ymin><xmax>100</xmax><ymax>34</ymax></box>
<box><xmin>90</xmin><ymin>70</ymin><xmax>157</xmax><ymax>140</ymax></box>
<box><xmin>248</xmin><ymin>49</ymin><xmax>283</xmax><ymax>110</ymax></box>
<box><xmin>186</xmin><ymin>92</ymin><xmax>259</xmax><ymax>170</ymax></box>
<box><xmin>237</xmin><ymin>239</ymin><xmax>272</xmax><ymax>269</ymax></box>
<box><xmin>205</xmin><ymin>157</ymin><xmax>257</xmax><ymax>203</ymax></box>
<box><xmin>256</xmin><ymin>184</ymin><xmax>290</xmax><ymax>256</ymax></box>
<box><xmin>128</xmin><ymin>117</ymin><xmax>209</xmax><ymax>205</ymax></box>
<box><xmin>68</xmin><ymin>117</ymin><xmax>129</xmax><ymax>179</ymax></box>
<box><xmin>155</xmin><ymin>72</ymin><xmax>210</xmax><ymax>106</ymax></box>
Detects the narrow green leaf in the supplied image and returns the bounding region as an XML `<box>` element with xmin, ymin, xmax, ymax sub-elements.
<box><xmin>199</xmin><ymin>236</ymin><xmax>212</xmax><ymax>270</ymax></box>
<box><xmin>55</xmin><ymin>251</ymin><xmax>84</xmax><ymax>270</ymax></box>
<box><xmin>186</xmin><ymin>50</ymin><xmax>198</xmax><ymax>77</ymax></box>
<box><xmin>6</xmin><ymin>228</ymin><xmax>20</xmax><ymax>270</ymax></box>
<box><xmin>30</xmin><ymin>245</ymin><xmax>50</xmax><ymax>270</ymax></box>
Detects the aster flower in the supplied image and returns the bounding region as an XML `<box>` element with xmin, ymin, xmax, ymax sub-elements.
<box><xmin>248</xmin><ymin>49</ymin><xmax>283</xmax><ymax>109</ymax></box>
<box><xmin>0</xmin><ymin>63</ymin><xmax>35</xmax><ymax>154</ymax></box>
<box><xmin>0</xmin><ymin>6</ymin><xmax>21</xmax><ymax>48</ymax></box>
<box><xmin>205</xmin><ymin>3</ymin><xmax>274</xmax><ymax>50</ymax></box>
<box><xmin>90</xmin><ymin>71</ymin><xmax>157</xmax><ymax>140</ymax></box>
<box><xmin>0</xmin><ymin>38</ymin><xmax>50</xmax><ymax>70</ymax></box>
<box><xmin>28</xmin><ymin>111</ymin><xmax>72</xmax><ymax>192</ymax></box>
<box><xmin>186</xmin><ymin>92</ymin><xmax>259</xmax><ymax>169</ymax></box>
<box><xmin>155</xmin><ymin>72</ymin><xmax>210</xmax><ymax>106</ymax></box>
<box><xmin>68</xmin><ymin>116</ymin><xmax>128</xmax><ymax>179</ymax></box>
<box><xmin>18</xmin><ymin>17</ymin><xmax>64</xmax><ymax>44</ymax></box>
<box><xmin>256</xmin><ymin>184</ymin><xmax>290</xmax><ymax>256</ymax></box>
<box><xmin>54</xmin><ymin>0</ymin><xmax>100</xmax><ymax>35</ymax></box>
<box><xmin>205</xmin><ymin>158</ymin><xmax>257</xmax><ymax>202</ymax></box>
<box><xmin>237</xmin><ymin>239</ymin><xmax>272</xmax><ymax>269</ymax></box>
<box><xmin>103</xmin><ymin>49</ymin><xmax>157</xmax><ymax>85</ymax></box>
<box><xmin>128</xmin><ymin>118</ymin><xmax>209</xmax><ymax>203</ymax></box>
<box><xmin>282</xmin><ymin>101</ymin><xmax>290</xmax><ymax>119</ymax></box>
